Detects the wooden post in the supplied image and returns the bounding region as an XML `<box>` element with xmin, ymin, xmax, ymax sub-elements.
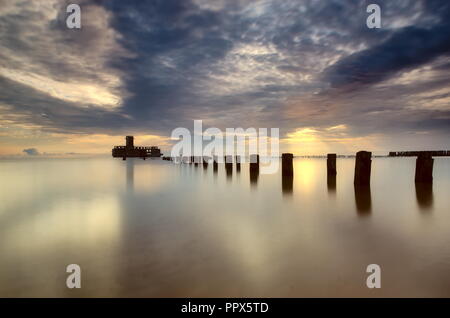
<box><xmin>250</xmin><ymin>154</ymin><xmax>259</xmax><ymax>172</ymax></box>
<box><xmin>236</xmin><ymin>155</ymin><xmax>241</xmax><ymax>172</ymax></box>
<box><xmin>354</xmin><ymin>151</ymin><xmax>372</xmax><ymax>186</ymax></box>
<box><xmin>250</xmin><ymin>154</ymin><xmax>259</xmax><ymax>185</ymax></box>
<box><xmin>225</xmin><ymin>155</ymin><xmax>233</xmax><ymax>171</ymax></box>
<box><xmin>213</xmin><ymin>156</ymin><xmax>218</xmax><ymax>172</ymax></box>
<box><xmin>282</xmin><ymin>153</ymin><xmax>293</xmax><ymax>177</ymax></box>
<box><xmin>203</xmin><ymin>156</ymin><xmax>208</xmax><ymax>169</ymax></box>
<box><xmin>225</xmin><ymin>155</ymin><xmax>232</xmax><ymax>178</ymax></box>
<box><xmin>327</xmin><ymin>153</ymin><xmax>337</xmax><ymax>176</ymax></box>
<box><xmin>415</xmin><ymin>152</ymin><xmax>433</xmax><ymax>183</ymax></box>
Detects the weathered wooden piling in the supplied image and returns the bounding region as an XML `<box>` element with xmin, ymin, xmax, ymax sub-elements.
<box><xmin>250</xmin><ymin>154</ymin><xmax>259</xmax><ymax>172</ymax></box>
<box><xmin>225</xmin><ymin>155</ymin><xmax>233</xmax><ymax>178</ymax></box>
<box><xmin>249</xmin><ymin>154</ymin><xmax>259</xmax><ymax>186</ymax></box>
<box><xmin>282</xmin><ymin>153</ymin><xmax>293</xmax><ymax>177</ymax></box>
<box><xmin>415</xmin><ymin>152</ymin><xmax>433</xmax><ymax>183</ymax></box>
<box><xmin>236</xmin><ymin>155</ymin><xmax>241</xmax><ymax>172</ymax></box>
<box><xmin>202</xmin><ymin>156</ymin><xmax>208</xmax><ymax>169</ymax></box>
<box><xmin>327</xmin><ymin>153</ymin><xmax>337</xmax><ymax>176</ymax></box>
<box><xmin>225</xmin><ymin>155</ymin><xmax>233</xmax><ymax>171</ymax></box>
<box><xmin>213</xmin><ymin>156</ymin><xmax>218</xmax><ymax>172</ymax></box>
<box><xmin>354</xmin><ymin>151</ymin><xmax>372</xmax><ymax>186</ymax></box>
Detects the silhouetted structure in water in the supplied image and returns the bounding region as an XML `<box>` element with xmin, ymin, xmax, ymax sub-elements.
<box><xmin>327</xmin><ymin>154</ymin><xmax>337</xmax><ymax>195</ymax></box>
<box><xmin>224</xmin><ymin>156</ymin><xmax>233</xmax><ymax>179</ymax></box>
<box><xmin>282</xmin><ymin>153</ymin><xmax>293</xmax><ymax>177</ymax></box>
<box><xmin>327</xmin><ymin>153</ymin><xmax>337</xmax><ymax>176</ymax></box>
<box><xmin>112</xmin><ymin>136</ymin><xmax>162</xmax><ymax>159</ymax></box>
<box><xmin>225</xmin><ymin>155</ymin><xmax>233</xmax><ymax>175</ymax></box>
<box><xmin>250</xmin><ymin>154</ymin><xmax>259</xmax><ymax>173</ymax></box>
<box><xmin>249</xmin><ymin>154</ymin><xmax>259</xmax><ymax>187</ymax></box>
<box><xmin>415</xmin><ymin>152</ymin><xmax>433</xmax><ymax>183</ymax></box>
<box><xmin>415</xmin><ymin>183</ymin><xmax>433</xmax><ymax>211</ymax></box>
<box><xmin>194</xmin><ymin>156</ymin><xmax>200</xmax><ymax>167</ymax></box>
<box><xmin>213</xmin><ymin>156</ymin><xmax>218</xmax><ymax>173</ymax></box>
<box><xmin>236</xmin><ymin>155</ymin><xmax>241</xmax><ymax>172</ymax></box>
<box><xmin>203</xmin><ymin>156</ymin><xmax>209</xmax><ymax>169</ymax></box>
<box><xmin>389</xmin><ymin>150</ymin><xmax>449</xmax><ymax>157</ymax></box>
<box><xmin>354</xmin><ymin>151</ymin><xmax>372</xmax><ymax>186</ymax></box>
<box><xmin>354</xmin><ymin>185</ymin><xmax>371</xmax><ymax>216</ymax></box>
<box><xmin>282</xmin><ymin>174</ymin><xmax>293</xmax><ymax>195</ymax></box>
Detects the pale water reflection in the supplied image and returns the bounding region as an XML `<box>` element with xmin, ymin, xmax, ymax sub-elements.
<box><xmin>0</xmin><ymin>157</ymin><xmax>449</xmax><ymax>297</ymax></box>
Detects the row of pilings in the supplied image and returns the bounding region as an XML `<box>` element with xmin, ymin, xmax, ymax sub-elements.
<box><xmin>162</xmin><ymin>151</ymin><xmax>434</xmax><ymax>184</ymax></box>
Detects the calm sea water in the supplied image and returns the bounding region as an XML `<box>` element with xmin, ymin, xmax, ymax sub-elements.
<box><xmin>0</xmin><ymin>157</ymin><xmax>449</xmax><ymax>297</ymax></box>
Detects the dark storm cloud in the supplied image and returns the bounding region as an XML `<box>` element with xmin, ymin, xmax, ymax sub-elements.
<box><xmin>324</xmin><ymin>25</ymin><xmax>450</xmax><ymax>89</ymax></box>
<box><xmin>324</xmin><ymin>1</ymin><xmax>450</xmax><ymax>89</ymax></box>
<box><xmin>0</xmin><ymin>0</ymin><xmax>449</xmax><ymax>148</ymax></box>
<box><xmin>99</xmin><ymin>0</ymin><xmax>240</xmax><ymax>131</ymax></box>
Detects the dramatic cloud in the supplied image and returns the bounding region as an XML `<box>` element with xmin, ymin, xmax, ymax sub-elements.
<box><xmin>0</xmin><ymin>0</ymin><xmax>449</xmax><ymax>155</ymax></box>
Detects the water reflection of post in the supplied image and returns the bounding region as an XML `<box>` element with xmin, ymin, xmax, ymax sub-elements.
<box><xmin>249</xmin><ymin>154</ymin><xmax>259</xmax><ymax>187</ymax></box>
<box><xmin>126</xmin><ymin>158</ymin><xmax>134</xmax><ymax>192</ymax></box>
<box><xmin>282</xmin><ymin>174</ymin><xmax>293</xmax><ymax>196</ymax></box>
<box><xmin>194</xmin><ymin>156</ymin><xmax>199</xmax><ymax>167</ymax></box>
<box><xmin>327</xmin><ymin>175</ymin><xmax>336</xmax><ymax>194</ymax></box>
<box><xmin>236</xmin><ymin>155</ymin><xmax>241</xmax><ymax>173</ymax></box>
<box><xmin>225</xmin><ymin>155</ymin><xmax>233</xmax><ymax>180</ymax></box>
<box><xmin>213</xmin><ymin>155</ymin><xmax>218</xmax><ymax>174</ymax></box>
<box><xmin>354</xmin><ymin>185</ymin><xmax>371</xmax><ymax>216</ymax></box>
<box><xmin>250</xmin><ymin>169</ymin><xmax>259</xmax><ymax>186</ymax></box>
<box><xmin>415</xmin><ymin>183</ymin><xmax>433</xmax><ymax>211</ymax></box>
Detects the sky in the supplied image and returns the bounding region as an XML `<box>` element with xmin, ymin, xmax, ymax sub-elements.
<box><xmin>0</xmin><ymin>0</ymin><xmax>449</xmax><ymax>157</ymax></box>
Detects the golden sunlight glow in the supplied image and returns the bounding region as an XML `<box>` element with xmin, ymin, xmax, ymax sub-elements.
<box><xmin>294</xmin><ymin>159</ymin><xmax>318</xmax><ymax>193</ymax></box>
<box><xmin>283</xmin><ymin>125</ymin><xmax>382</xmax><ymax>155</ymax></box>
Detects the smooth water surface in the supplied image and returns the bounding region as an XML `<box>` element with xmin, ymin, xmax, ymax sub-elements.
<box><xmin>0</xmin><ymin>157</ymin><xmax>449</xmax><ymax>297</ymax></box>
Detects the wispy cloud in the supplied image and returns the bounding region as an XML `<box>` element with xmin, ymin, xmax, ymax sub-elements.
<box><xmin>0</xmin><ymin>0</ymin><xmax>449</xmax><ymax>155</ymax></box>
